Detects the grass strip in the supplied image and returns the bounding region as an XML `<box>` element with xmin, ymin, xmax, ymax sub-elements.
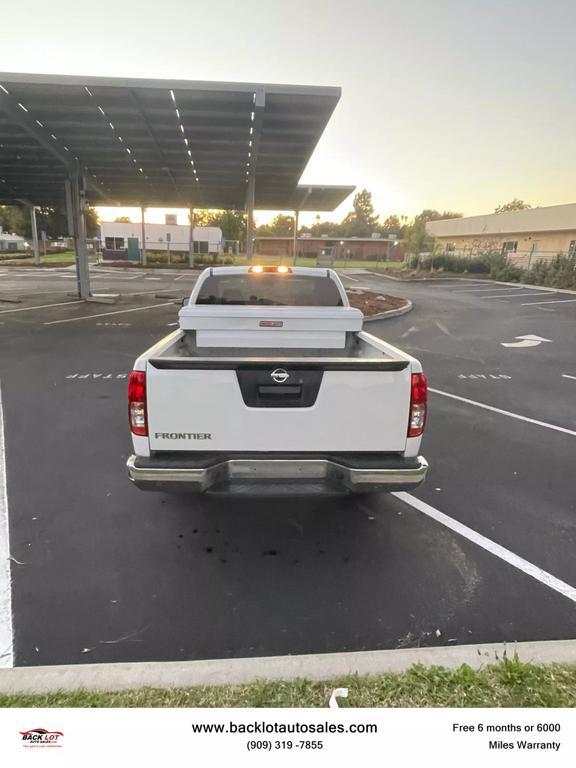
<box><xmin>1</xmin><ymin>659</ymin><xmax>576</xmax><ymax>708</ymax></box>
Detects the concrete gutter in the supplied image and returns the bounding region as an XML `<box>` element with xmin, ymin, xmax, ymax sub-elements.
<box><xmin>0</xmin><ymin>639</ymin><xmax>575</xmax><ymax>694</ymax></box>
<box><xmin>363</xmin><ymin>299</ymin><xmax>412</xmax><ymax>322</ymax></box>
<box><xmin>487</xmin><ymin>280</ymin><xmax>576</xmax><ymax>296</ymax></box>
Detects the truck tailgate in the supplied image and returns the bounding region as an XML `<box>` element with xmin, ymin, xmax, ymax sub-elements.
<box><xmin>146</xmin><ymin>359</ymin><xmax>411</xmax><ymax>453</ymax></box>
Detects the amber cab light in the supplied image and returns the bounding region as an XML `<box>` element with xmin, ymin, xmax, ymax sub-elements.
<box><xmin>248</xmin><ymin>265</ymin><xmax>292</xmax><ymax>274</ymax></box>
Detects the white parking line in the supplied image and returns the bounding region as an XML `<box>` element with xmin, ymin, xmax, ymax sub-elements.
<box><xmin>93</xmin><ymin>268</ymin><xmax>136</xmax><ymax>275</ymax></box>
<box><xmin>43</xmin><ymin>302</ymin><xmax>174</xmax><ymax>325</ymax></box>
<box><xmin>0</xmin><ymin>383</ymin><xmax>13</xmax><ymax>667</ymax></box>
<box><xmin>429</xmin><ymin>388</ymin><xmax>576</xmax><ymax>437</ymax></box>
<box><xmin>0</xmin><ymin>300</ymin><xmax>82</xmax><ymax>315</ymax></box>
<box><xmin>521</xmin><ymin>298</ymin><xmax>576</xmax><ymax>306</ymax></box>
<box><xmin>480</xmin><ymin>291</ymin><xmax>555</xmax><ymax>300</ymax></box>
<box><xmin>340</xmin><ymin>274</ymin><xmax>359</xmax><ymax>282</ymax></box>
<box><xmin>395</xmin><ymin>493</ymin><xmax>576</xmax><ymax>604</ymax></box>
<box><xmin>451</xmin><ymin>286</ymin><xmax>524</xmax><ymax>293</ymax></box>
<box><xmin>409</xmin><ymin>281</ymin><xmax>490</xmax><ymax>288</ymax></box>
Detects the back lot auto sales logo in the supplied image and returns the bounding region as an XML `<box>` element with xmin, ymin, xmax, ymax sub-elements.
<box><xmin>20</xmin><ymin>728</ymin><xmax>64</xmax><ymax>748</ymax></box>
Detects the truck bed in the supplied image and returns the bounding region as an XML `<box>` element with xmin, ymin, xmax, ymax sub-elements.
<box><xmin>147</xmin><ymin>329</ymin><xmax>404</xmax><ymax>364</ymax></box>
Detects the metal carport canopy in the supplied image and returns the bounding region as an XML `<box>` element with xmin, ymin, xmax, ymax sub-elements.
<box><xmin>0</xmin><ymin>72</ymin><xmax>354</xmax><ymax>211</ymax></box>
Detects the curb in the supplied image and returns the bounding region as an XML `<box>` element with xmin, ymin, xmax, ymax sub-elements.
<box><xmin>363</xmin><ymin>299</ymin><xmax>413</xmax><ymax>322</ymax></box>
<box><xmin>0</xmin><ymin>262</ymin><xmax>75</xmax><ymax>269</ymax></box>
<box><xmin>488</xmin><ymin>280</ymin><xmax>576</xmax><ymax>296</ymax></box>
<box><xmin>0</xmin><ymin>639</ymin><xmax>575</xmax><ymax>694</ymax></box>
<box><xmin>366</xmin><ymin>272</ymin><xmax>487</xmax><ymax>284</ymax></box>
<box><xmin>367</xmin><ymin>271</ymin><xmax>576</xmax><ymax>296</ymax></box>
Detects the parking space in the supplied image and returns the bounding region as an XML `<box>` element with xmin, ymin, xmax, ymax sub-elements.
<box><xmin>358</xmin><ymin>273</ymin><xmax>576</xmax><ymax>425</ymax></box>
<box><xmin>0</xmin><ymin>265</ymin><xmax>200</xmax><ymax>300</ymax></box>
<box><xmin>0</xmin><ymin>268</ymin><xmax>575</xmax><ymax>667</ymax></box>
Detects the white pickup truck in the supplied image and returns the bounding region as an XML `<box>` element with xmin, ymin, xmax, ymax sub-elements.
<box><xmin>127</xmin><ymin>266</ymin><xmax>428</xmax><ymax>493</ymax></box>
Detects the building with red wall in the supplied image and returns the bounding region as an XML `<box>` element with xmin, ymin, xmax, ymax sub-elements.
<box><xmin>255</xmin><ymin>236</ymin><xmax>404</xmax><ymax>261</ymax></box>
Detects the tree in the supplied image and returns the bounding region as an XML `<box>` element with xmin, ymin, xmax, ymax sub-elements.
<box><xmin>405</xmin><ymin>209</ymin><xmax>462</xmax><ymax>255</ymax></box>
<box><xmin>204</xmin><ymin>209</ymin><xmax>246</xmax><ymax>241</ymax></box>
<box><xmin>300</xmin><ymin>218</ymin><xmax>342</xmax><ymax>237</ymax></box>
<box><xmin>494</xmin><ymin>198</ymin><xmax>531</xmax><ymax>213</ymax></box>
<box><xmin>380</xmin><ymin>214</ymin><xmax>403</xmax><ymax>236</ymax></box>
<box><xmin>413</xmin><ymin>209</ymin><xmax>462</xmax><ymax>226</ymax></box>
<box><xmin>114</xmin><ymin>216</ymin><xmax>132</xmax><ymax>223</ymax></box>
<box><xmin>190</xmin><ymin>209</ymin><xmax>211</xmax><ymax>228</ymax></box>
<box><xmin>340</xmin><ymin>189</ymin><xmax>379</xmax><ymax>237</ymax></box>
<box><xmin>0</xmin><ymin>205</ymin><xmax>27</xmax><ymax>236</ymax></box>
<box><xmin>186</xmin><ymin>209</ymin><xmax>246</xmax><ymax>241</ymax></box>
<box><xmin>85</xmin><ymin>207</ymin><xmax>99</xmax><ymax>238</ymax></box>
<box><xmin>256</xmin><ymin>213</ymin><xmax>295</xmax><ymax>237</ymax></box>
<box><xmin>0</xmin><ymin>204</ymin><xmax>99</xmax><ymax>239</ymax></box>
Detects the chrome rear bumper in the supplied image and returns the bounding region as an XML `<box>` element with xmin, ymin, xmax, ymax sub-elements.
<box><xmin>127</xmin><ymin>453</ymin><xmax>428</xmax><ymax>494</ymax></box>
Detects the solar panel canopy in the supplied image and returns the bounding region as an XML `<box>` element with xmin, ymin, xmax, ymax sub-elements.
<box><xmin>0</xmin><ymin>73</ymin><xmax>354</xmax><ymax>211</ymax></box>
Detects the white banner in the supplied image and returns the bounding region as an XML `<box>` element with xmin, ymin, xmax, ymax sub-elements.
<box><xmin>0</xmin><ymin>707</ymin><xmax>574</xmax><ymax>766</ymax></box>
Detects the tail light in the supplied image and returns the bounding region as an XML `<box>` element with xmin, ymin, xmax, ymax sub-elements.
<box><xmin>408</xmin><ymin>373</ymin><xmax>427</xmax><ymax>437</ymax></box>
<box><xmin>128</xmin><ymin>370</ymin><xmax>147</xmax><ymax>436</ymax></box>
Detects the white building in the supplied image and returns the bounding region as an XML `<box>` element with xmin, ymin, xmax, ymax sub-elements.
<box><xmin>0</xmin><ymin>227</ymin><xmax>29</xmax><ymax>252</ymax></box>
<box><xmin>100</xmin><ymin>221</ymin><xmax>223</xmax><ymax>255</ymax></box>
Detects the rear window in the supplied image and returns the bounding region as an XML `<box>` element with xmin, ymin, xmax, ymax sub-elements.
<box><xmin>195</xmin><ymin>274</ymin><xmax>343</xmax><ymax>306</ymax></box>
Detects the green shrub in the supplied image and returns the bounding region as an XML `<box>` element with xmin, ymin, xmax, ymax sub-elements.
<box><xmin>410</xmin><ymin>249</ymin><xmax>575</xmax><ymax>288</ymax></box>
<box><xmin>194</xmin><ymin>254</ymin><xmax>234</xmax><ymax>267</ymax></box>
<box><xmin>482</xmin><ymin>252</ymin><xmax>521</xmax><ymax>282</ymax></box>
<box><xmin>488</xmin><ymin>252</ymin><xmax>576</xmax><ymax>288</ymax></box>
<box><xmin>490</xmin><ymin>264</ymin><xmax>524</xmax><ymax>281</ymax></box>
<box><xmin>0</xmin><ymin>251</ymin><xmax>30</xmax><ymax>261</ymax></box>
<box><xmin>414</xmin><ymin>253</ymin><xmax>491</xmax><ymax>273</ymax></box>
<box><xmin>524</xmin><ymin>254</ymin><xmax>576</xmax><ymax>289</ymax></box>
<box><xmin>467</xmin><ymin>257</ymin><xmax>491</xmax><ymax>273</ymax></box>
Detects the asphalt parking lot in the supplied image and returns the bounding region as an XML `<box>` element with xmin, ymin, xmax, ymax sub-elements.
<box><xmin>1</xmin><ymin>265</ymin><xmax>575</xmax><ymax>667</ymax></box>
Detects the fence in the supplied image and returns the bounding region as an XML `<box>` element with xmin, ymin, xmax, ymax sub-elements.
<box><xmin>441</xmin><ymin>246</ymin><xmax>573</xmax><ymax>270</ymax></box>
<box><xmin>101</xmin><ymin>239</ymin><xmax>222</xmax><ymax>265</ymax></box>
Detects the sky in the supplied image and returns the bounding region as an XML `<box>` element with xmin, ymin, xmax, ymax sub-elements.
<box><xmin>2</xmin><ymin>0</ymin><xmax>576</xmax><ymax>226</ymax></box>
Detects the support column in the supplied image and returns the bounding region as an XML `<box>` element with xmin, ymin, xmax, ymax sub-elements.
<box><xmin>29</xmin><ymin>204</ymin><xmax>40</xmax><ymax>265</ymax></box>
<box><xmin>140</xmin><ymin>205</ymin><xmax>147</xmax><ymax>266</ymax></box>
<box><xmin>292</xmin><ymin>209</ymin><xmax>299</xmax><ymax>265</ymax></box>
<box><xmin>246</xmin><ymin>174</ymin><xmax>255</xmax><ymax>262</ymax></box>
<box><xmin>69</xmin><ymin>171</ymin><xmax>91</xmax><ymax>300</ymax></box>
<box><xmin>188</xmin><ymin>207</ymin><xmax>195</xmax><ymax>268</ymax></box>
<box><xmin>65</xmin><ymin>179</ymin><xmax>74</xmax><ymax>237</ymax></box>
